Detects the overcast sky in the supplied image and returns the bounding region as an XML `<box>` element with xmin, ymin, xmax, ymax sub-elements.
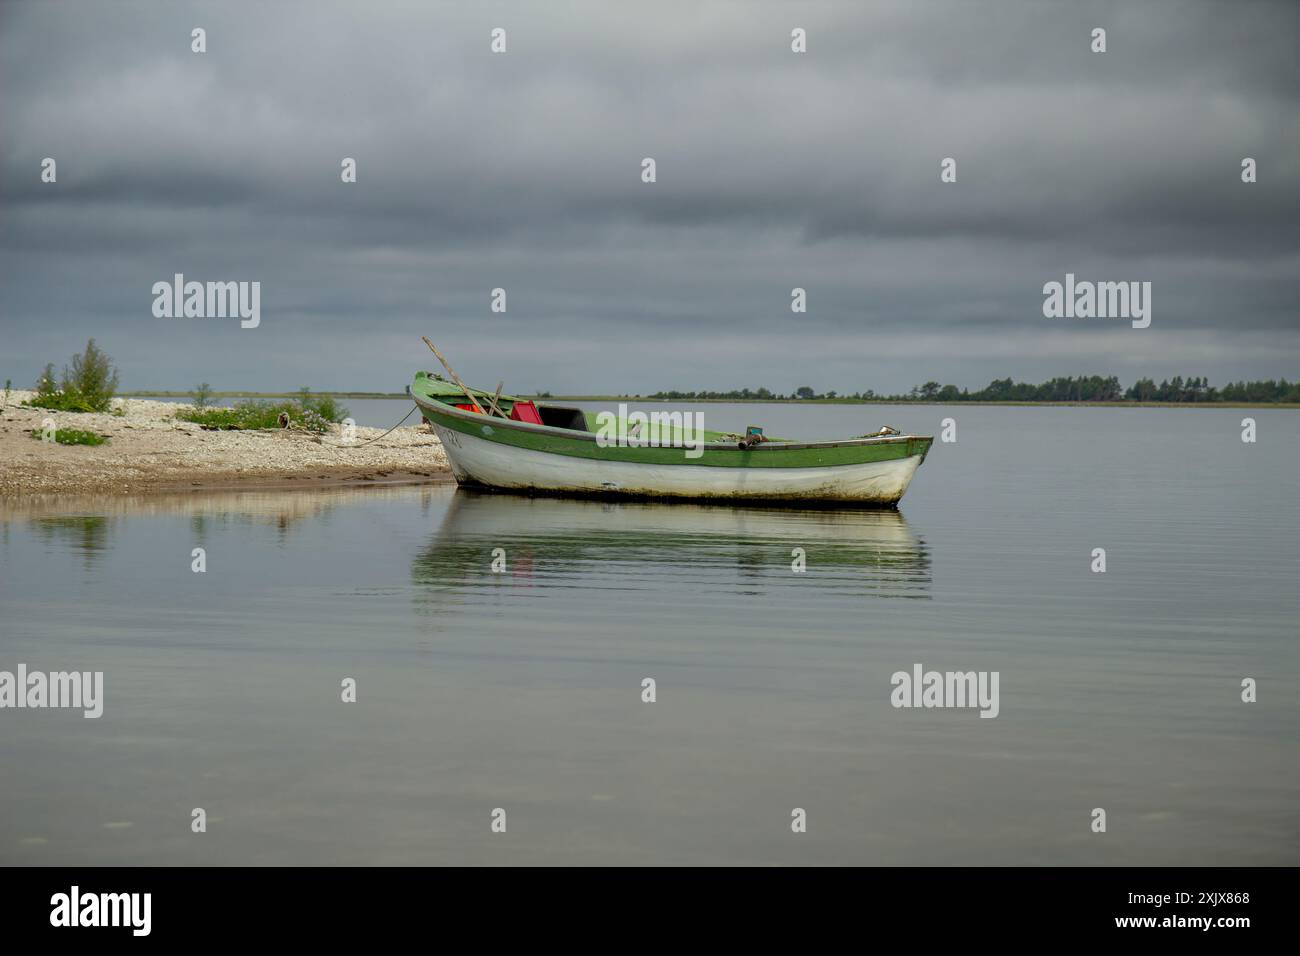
<box><xmin>2</xmin><ymin>0</ymin><xmax>1297</xmax><ymax>395</ymax></box>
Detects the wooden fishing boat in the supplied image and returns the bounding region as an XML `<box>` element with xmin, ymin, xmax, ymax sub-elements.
<box><xmin>411</xmin><ymin>370</ymin><xmax>932</xmax><ymax>506</ymax></box>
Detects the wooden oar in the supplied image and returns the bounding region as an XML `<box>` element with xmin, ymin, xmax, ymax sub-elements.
<box><xmin>421</xmin><ymin>337</ymin><xmax>484</xmax><ymax>415</ymax></box>
<box><xmin>484</xmin><ymin>381</ymin><xmax>508</xmax><ymax>419</ymax></box>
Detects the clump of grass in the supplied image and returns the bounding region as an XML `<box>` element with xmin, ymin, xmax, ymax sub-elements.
<box><xmin>25</xmin><ymin>340</ymin><xmax>120</xmax><ymax>413</ymax></box>
<box><xmin>177</xmin><ymin>401</ymin><xmax>292</xmax><ymax>430</ymax></box>
<box><xmin>30</xmin><ymin>427</ymin><xmax>109</xmax><ymax>446</ymax></box>
<box><xmin>175</xmin><ymin>392</ymin><xmax>346</xmax><ymax>435</ymax></box>
<box><xmin>297</xmin><ymin>387</ymin><xmax>349</xmax><ymax>425</ymax></box>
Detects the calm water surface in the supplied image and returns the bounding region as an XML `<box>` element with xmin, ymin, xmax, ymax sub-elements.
<box><xmin>2</xmin><ymin>405</ymin><xmax>1298</xmax><ymax>865</ymax></box>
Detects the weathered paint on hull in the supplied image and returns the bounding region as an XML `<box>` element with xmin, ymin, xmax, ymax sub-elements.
<box><xmin>430</xmin><ymin>422</ymin><xmax>924</xmax><ymax>504</ymax></box>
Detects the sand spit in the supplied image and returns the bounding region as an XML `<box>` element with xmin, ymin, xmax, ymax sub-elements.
<box><xmin>0</xmin><ymin>391</ymin><xmax>450</xmax><ymax>497</ymax></box>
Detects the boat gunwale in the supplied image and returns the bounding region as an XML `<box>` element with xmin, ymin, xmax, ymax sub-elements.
<box><xmin>412</xmin><ymin>391</ymin><xmax>933</xmax><ymax>453</ymax></box>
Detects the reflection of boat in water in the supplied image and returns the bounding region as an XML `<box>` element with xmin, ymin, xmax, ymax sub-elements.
<box><xmin>412</xmin><ymin>489</ymin><xmax>931</xmax><ymax>605</ymax></box>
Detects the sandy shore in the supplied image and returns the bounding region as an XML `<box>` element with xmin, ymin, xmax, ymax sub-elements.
<box><xmin>1</xmin><ymin>390</ymin><xmax>450</xmax><ymax>497</ymax></box>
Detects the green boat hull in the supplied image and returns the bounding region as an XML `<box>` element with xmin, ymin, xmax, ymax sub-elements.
<box><xmin>411</xmin><ymin>372</ymin><xmax>932</xmax><ymax>505</ymax></box>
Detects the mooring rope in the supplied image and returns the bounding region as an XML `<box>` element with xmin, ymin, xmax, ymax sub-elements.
<box><xmin>317</xmin><ymin>404</ymin><xmax>421</xmax><ymax>447</ymax></box>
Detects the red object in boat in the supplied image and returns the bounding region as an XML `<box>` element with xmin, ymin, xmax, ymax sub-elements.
<box><xmin>509</xmin><ymin>400</ymin><xmax>544</xmax><ymax>425</ymax></box>
<box><xmin>454</xmin><ymin>403</ymin><xmax>479</xmax><ymax>412</ymax></box>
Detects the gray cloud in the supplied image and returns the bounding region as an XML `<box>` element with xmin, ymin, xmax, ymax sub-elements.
<box><xmin>2</xmin><ymin>0</ymin><xmax>1297</xmax><ymax>394</ymax></box>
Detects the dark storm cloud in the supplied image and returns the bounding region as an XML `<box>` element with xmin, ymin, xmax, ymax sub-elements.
<box><xmin>1</xmin><ymin>0</ymin><xmax>1297</xmax><ymax>394</ymax></box>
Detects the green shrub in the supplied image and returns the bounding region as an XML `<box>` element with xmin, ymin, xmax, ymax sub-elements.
<box><xmin>26</xmin><ymin>340</ymin><xmax>120</xmax><ymax>413</ymax></box>
<box><xmin>34</xmin><ymin>363</ymin><xmax>59</xmax><ymax>401</ymax></box>
<box><xmin>296</xmin><ymin>387</ymin><xmax>349</xmax><ymax>424</ymax></box>
<box><xmin>176</xmin><ymin>398</ymin><xmax>336</xmax><ymax>434</ymax></box>
<box><xmin>27</xmin><ymin>388</ymin><xmax>100</xmax><ymax>413</ymax></box>
<box><xmin>192</xmin><ymin>382</ymin><xmax>214</xmax><ymax>409</ymax></box>
<box><xmin>30</xmin><ymin>427</ymin><xmax>108</xmax><ymax>446</ymax></box>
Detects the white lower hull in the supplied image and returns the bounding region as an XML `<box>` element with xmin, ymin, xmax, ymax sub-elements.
<box><xmin>432</xmin><ymin>425</ymin><xmax>923</xmax><ymax>504</ymax></box>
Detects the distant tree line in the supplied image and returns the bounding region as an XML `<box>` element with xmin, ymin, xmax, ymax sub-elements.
<box><xmin>648</xmin><ymin>375</ymin><xmax>1300</xmax><ymax>403</ymax></box>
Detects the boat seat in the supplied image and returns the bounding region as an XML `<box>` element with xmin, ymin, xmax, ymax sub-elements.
<box><xmin>537</xmin><ymin>405</ymin><xmax>588</xmax><ymax>431</ymax></box>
